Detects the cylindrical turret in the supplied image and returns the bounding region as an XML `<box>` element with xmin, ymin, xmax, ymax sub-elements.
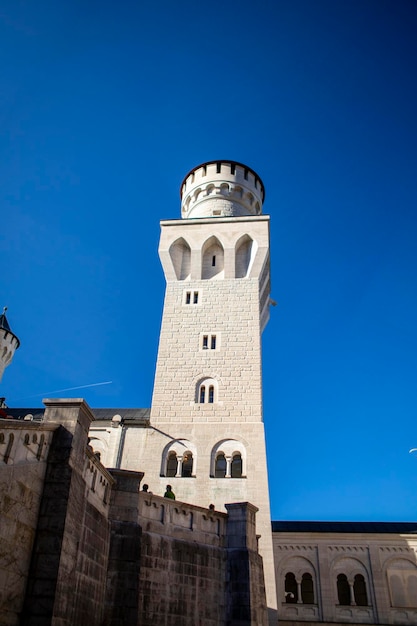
<box><xmin>180</xmin><ymin>160</ymin><xmax>265</xmax><ymax>219</ymax></box>
<box><xmin>0</xmin><ymin>308</ymin><xmax>20</xmax><ymax>383</ymax></box>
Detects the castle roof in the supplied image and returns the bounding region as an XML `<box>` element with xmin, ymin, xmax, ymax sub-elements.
<box><xmin>272</xmin><ymin>520</ymin><xmax>417</xmax><ymax>534</ymax></box>
<box><xmin>4</xmin><ymin>407</ymin><xmax>150</xmax><ymax>425</ymax></box>
<box><xmin>0</xmin><ymin>310</ymin><xmax>20</xmax><ymax>348</ymax></box>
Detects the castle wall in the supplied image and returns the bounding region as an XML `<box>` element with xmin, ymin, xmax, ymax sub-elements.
<box><xmin>273</xmin><ymin>530</ymin><xmax>417</xmax><ymax>626</ymax></box>
<box><xmin>0</xmin><ymin>399</ymin><xmax>268</xmax><ymax>626</ymax></box>
<box><xmin>0</xmin><ymin>422</ymin><xmax>56</xmax><ymax>626</ymax></box>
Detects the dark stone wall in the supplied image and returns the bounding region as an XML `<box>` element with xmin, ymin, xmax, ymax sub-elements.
<box><xmin>71</xmin><ymin>501</ymin><xmax>111</xmax><ymax>626</ymax></box>
<box><xmin>138</xmin><ymin>533</ymin><xmax>227</xmax><ymax>626</ymax></box>
<box><xmin>104</xmin><ymin>520</ymin><xmax>141</xmax><ymax>626</ymax></box>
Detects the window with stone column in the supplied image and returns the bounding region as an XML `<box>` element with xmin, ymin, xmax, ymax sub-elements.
<box><xmin>210</xmin><ymin>439</ymin><xmax>246</xmax><ymax>478</ymax></box>
<box><xmin>162</xmin><ymin>440</ymin><xmax>196</xmax><ymax>478</ymax></box>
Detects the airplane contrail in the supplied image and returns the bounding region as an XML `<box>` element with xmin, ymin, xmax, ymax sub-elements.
<box><xmin>10</xmin><ymin>381</ymin><xmax>113</xmax><ymax>402</ymax></box>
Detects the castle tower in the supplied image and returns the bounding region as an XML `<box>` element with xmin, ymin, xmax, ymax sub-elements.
<box><xmin>0</xmin><ymin>308</ymin><xmax>20</xmax><ymax>384</ymax></box>
<box><xmin>134</xmin><ymin>160</ymin><xmax>277</xmax><ymax>618</ymax></box>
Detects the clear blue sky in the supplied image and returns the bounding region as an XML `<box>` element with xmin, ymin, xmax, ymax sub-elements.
<box><xmin>1</xmin><ymin>0</ymin><xmax>417</xmax><ymax>522</ymax></box>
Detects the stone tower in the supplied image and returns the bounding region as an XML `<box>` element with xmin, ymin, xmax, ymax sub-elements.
<box><xmin>0</xmin><ymin>308</ymin><xmax>20</xmax><ymax>384</ymax></box>
<box><xmin>135</xmin><ymin>160</ymin><xmax>277</xmax><ymax>618</ymax></box>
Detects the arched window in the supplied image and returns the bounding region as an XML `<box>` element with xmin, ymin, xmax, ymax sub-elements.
<box><xmin>235</xmin><ymin>234</ymin><xmax>256</xmax><ymax>278</ymax></box>
<box><xmin>199</xmin><ymin>386</ymin><xmax>206</xmax><ymax>403</ymax></box>
<box><xmin>353</xmin><ymin>574</ymin><xmax>367</xmax><ymax>606</ymax></box>
<box><xmin>197</xmin><ymin>378</ymin><xmax>217</xmax><ymax>404</ymax></box>
<box><xmin>231</xmin><ymin>453</ymin><xmax>242</xmax><ymax>478</ymax></box>
<box><xmin>301</xmin><ymin>572</ymin><xmax>314</xmax><ymax>604</ymax></box>
<box><xmin>201</xmin><ymin>236</ymin><xmax>224</xmax><ymax>280</ymax></box>
<box><xmin>215</xmin><ymin>454</ymin><xmax>226</xmax><ymax>478</ymax></box>
<box><xmin>182</xmin><ymin>452</ymin><xmax>193</xmax><ymax>477</ymax></box>
<box><xmin>166</xmin><ymin>452</ymin><xmax>177</xmax><ymax>477</ymax></box>
<box><xmin>337</xmin><ymin>574</ymin><xmax>350</xmax><ymax>605</ymax></box>
<box><xmin>285</xmin><ymin>572</ymin><xmax>298</xmax><ymax>603</ymax></box>
<box><xmin>169</xmin><ymin>237</ymin><xmax>191</xmax><ymax>281</ymax></box>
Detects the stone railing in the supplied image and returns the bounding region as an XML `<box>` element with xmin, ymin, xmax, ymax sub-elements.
<box><xmin>138</xmin><ymin>492</ymin><xmax>227</xmax><ymax>545</ymax></box>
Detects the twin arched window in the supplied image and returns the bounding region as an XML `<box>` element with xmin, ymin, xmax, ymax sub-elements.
<box><xmin>197</xmin><ymin>378</ymin><xmax>217</xmax><ymax>404</ymax></box>
<box><xmin>284</xmin><ymin>572</ymin><xmax>315</xmax><ymax>604</ymax></box>
<box><xmin>163</xmin><ymin>440</ymin><xmax>246</xmax><ymax>479</ymax></box>
<box><xmin>214</xmin><ymin>453</ymin><xmax>242</xmax><ymax>478</ymax></box>
<box><xmin>337</xmin><ymin>573</ymin><xmax>368</xmax><ymax>606</ymax></box>
<box><xmin>166</xmin><ymin>450</ymin><xmax>194</xmax><ymax>478</ymax></box>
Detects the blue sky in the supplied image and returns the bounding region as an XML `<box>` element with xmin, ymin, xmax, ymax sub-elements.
<box><xmin>1</xmin><ymin>0</ymin><xmax>417</xmax><ymax>521</ymax></box>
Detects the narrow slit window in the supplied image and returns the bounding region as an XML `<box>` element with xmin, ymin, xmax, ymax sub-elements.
<box><xmin>193</xmin><ymin>291</ymin><xmax>199</xmax><ymax>304</ymax></box>
<box><xmin>211</xmin><ymin>335</ymin><xmax>216</xmax><ymax>349</ymax></box>
<box><xmin>186</xmin><ymin>292</ymin><xmax>191</xmax><ymax>304</ymax></box>
<box><xmin>230</xmin><ymin>163</ymin><xmax>235</xmax><ymax>175</ymax></box>
<box><xmin>244</xmin><ymin>169</ymin><xmax>248</xmax><ymax>180</ymax></box>
<box><xmin>208</xmin><ymin>385</ymin><xmax>214</xmax><ymax>403</ymax></box>
<box><xmin>199</xmin><ymin>386</ymin><xmax>206</xmax><ymax>403</ymax></box>
<box><xmin>202</xmin><ymin>335</ymin><xmax>208</xmax><ymax>349</ymax></box>
<box><xmin>216</xmin><ymin>162</ymin><xmax>221</xmax><ymax>173</ymax></box>
<box><xmin>212</xmin><ymin>255</ymin><xmax>216</xmax><ymax>267</ymax></box>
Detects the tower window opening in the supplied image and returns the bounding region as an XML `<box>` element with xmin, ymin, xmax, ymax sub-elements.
<box><xmin>231</xmin><ymin>453</ymin><xmax>242</xmax><ymax>478</ymax></box>
<box><xmin>244</xmin><ymin>168</ymin><xmax>248</xmax><ymax>180</ymax></box>
<box><xmin>230</xmin><ymin>163</ymin><xmax>235</xmax><ymax>175</ymax></box>
<box><xmin>184</xmin><ymin>290</ymin><xmax>199</xmax><ymax>305</ymax></box>
<box><xmin>166</xmin><ymin>452</ymin><xmax>177</xmax><ymax>477</ymax></box>
<box><xmin>212</xmin><ymin>255</ymin><xmax>216</xmax><ymax>267</ymax></box>
<box><xmin>200</xmin><ymin>333</ymin><xmax>218</xmax><ymax>351</ymax></box>
<box><xmin>215</xmin><ymin>453</ymin><xmax>226</xmax><ymax>478</ymax></box>
<box><xmin>197</xmin><ymin>378</ymin><xmax>217</xmax><ymax>403</ymax></box>
<box><xmin>202</xmin><ymin>165</ymin><xmax>207</xmax><ymax>176</ymax></box>
<box><xmin>216</xmin><ymin>162</ymin><xmax>221</xmax><ymax>173</ymax></box>
<box><xmin>254</xmin><ymin>178</ymin><xmax>258</xmax><ymax>188</ymax></box>
<box><xmin>182</xmin><ymin>452</ymin><xmax>193</xmax><ymax>477</ymax></box>
<box><xmin>199</xmin><ymin>386</ymin><xmax>206</xmax><ymax>403</ymax></box>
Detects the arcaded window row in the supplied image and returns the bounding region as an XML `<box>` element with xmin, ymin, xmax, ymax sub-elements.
<box><xmin>161</xmin><ymin>438</ymin><xmax>246</xmax><ymax>479</ymax></box>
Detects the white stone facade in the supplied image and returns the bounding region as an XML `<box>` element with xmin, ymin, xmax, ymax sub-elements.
<box><xmin>89</xmin><ymin>161</ymin><xmax>277</xmax><ymax>619</ymax></box>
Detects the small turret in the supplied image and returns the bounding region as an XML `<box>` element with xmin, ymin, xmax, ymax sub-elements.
<box><xmin>180</xmin><ymin>160</ymin><xmax>265</xmax><ymax>219</ymax></box>
<box><xmin>0</xmin><ymin>307</ymin><xmax>20</xmax><ymax>383</ymax></box>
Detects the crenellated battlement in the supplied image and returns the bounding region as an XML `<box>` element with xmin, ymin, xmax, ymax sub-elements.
<box><xmin>180</xmin><ymin>160</ymin><xmax>265</xmax><ymax>219</ymax></box>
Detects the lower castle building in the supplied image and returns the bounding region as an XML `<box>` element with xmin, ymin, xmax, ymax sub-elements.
<box><xmin>1</xmin><ymin>161</ymin><xmax>417</xmax><ymax>625</ymax></box>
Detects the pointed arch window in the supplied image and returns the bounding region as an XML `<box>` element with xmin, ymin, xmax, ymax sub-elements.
<box><xmin>201</xmin><ymin>236</ymin><xmax>224</xmax><ymax>280</ymax></box>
